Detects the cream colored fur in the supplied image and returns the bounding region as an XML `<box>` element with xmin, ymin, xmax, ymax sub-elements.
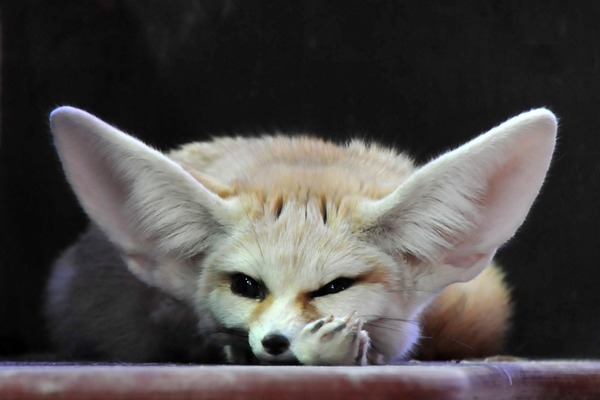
<box><xmin>46</xmin><ymin>107</ymin><xmax>556</xmax><ymax>365</ymax></box>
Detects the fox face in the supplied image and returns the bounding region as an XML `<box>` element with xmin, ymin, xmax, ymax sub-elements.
<box><xmin>168</xmin><ymin>138</ymin><xmax>424</xmax><ymax>363</ymax></box>
<box><xmin>199</xmin><ymin>197</ymin><xmax>419</xmax><ymax>363</ymax></box>
<box><xmin>46</xmin><ymin>107</ymin><xmax>556</xmax><ymax>364</ymax></box>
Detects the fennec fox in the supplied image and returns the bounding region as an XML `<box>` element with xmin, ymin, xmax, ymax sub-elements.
<box><xmin>46</xmin><ymin>107</ymin><xmax>556</xmax><ymax>365</ymax></box>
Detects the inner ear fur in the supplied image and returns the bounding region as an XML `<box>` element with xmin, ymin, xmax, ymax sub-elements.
<box><xmin>50</xmin><ymin>106</ymin><xmax>238</xmax><ymax>300</ymax></box>
<box><xmin>358</xmin><ymin>109</ymin><xmax>557</xmax><ymax>289</ymax></box>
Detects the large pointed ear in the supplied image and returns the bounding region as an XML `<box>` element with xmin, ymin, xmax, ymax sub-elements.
<box><xmin>50</xmin><ymin>106</ymin><xmax>239</xmax><ymax>300</ymax></box>
<box><xmin>358</xmin><ymin>109</ymin><xmax>557</xmax><ymax>290</ymax></box>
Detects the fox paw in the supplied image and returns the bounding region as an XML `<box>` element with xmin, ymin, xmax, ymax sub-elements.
<box><xmin>292</xmin><ymin>314</ymin><xmax>370</xmax><ymax>365</ymax></box>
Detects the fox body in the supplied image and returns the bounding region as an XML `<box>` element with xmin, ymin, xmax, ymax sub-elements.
<box><xmin>46</xmin><ymin>107</ymin><xmax>556</xmax><ymax>365</ymax></box>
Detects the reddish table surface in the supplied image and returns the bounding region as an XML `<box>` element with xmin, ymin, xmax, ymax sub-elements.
<box><xmin>0</xmin><ymin>361</ymin><xmax>599</xmax><ymax>399</ymax></box>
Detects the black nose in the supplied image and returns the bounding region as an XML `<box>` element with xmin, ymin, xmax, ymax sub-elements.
<box><xmin>261</xmin><ymin>333</ymin><xmax>290</xmax><ymax>355</ymax></box>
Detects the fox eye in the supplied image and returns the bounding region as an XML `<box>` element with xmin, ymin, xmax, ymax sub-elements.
<box><xmin>311</xmin><ymin>277</ymin><xmax>356</xmax><ymax>298</ymax></box>
<box><xmin>230</xmin><ymin>273</ymin><xmax>266</xmax><ymax>300</ymax></box>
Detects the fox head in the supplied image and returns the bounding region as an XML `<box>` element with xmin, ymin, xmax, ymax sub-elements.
<box><xmin>50</xmin><ymin>106</ymin><xmax>556</xmax><ymax>364</ymax></box>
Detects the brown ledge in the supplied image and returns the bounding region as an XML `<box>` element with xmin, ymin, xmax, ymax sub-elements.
<box><xmin>1</xmin><ymin>361</ymin><xmax>599</xmax><ymax>399</ymax></box>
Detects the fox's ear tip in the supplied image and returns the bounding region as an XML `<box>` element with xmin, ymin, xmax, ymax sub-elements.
<box><xmin>50</xmin><ymin>105</ymin><xmax>77</xmax><ymax>118</ymax></box>
<box><xmin>523</xmin><ymin>108</ymin><xmax>558</xmax><ymax>130</ymax></box>
<box><xmin>50</xmin><ymin>106</ymin><xmax>88</xmax><ymax>125</ymax></box>
<box><xmin>528</xmin><ymin>107</ymin><xmax>554</xmax><ymax>115</ymax></box>
<box><xmin>50</xmin><ymin>107</ymin><xmax>100</xmax><ymax>135</ymax></box>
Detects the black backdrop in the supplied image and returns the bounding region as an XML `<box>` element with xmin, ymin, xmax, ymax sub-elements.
<box><xmin>1</xmin><ymin>0</ymin><xmax>599</xmax><ymax>359</ymax></box>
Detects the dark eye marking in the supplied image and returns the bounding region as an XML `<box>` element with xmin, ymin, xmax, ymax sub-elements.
<box><xmin>310</xmin><ymin>277</ymin><xmax>356</xmax><ymax>298</ymax></box>
<box><xmin>230</xmin><ymin>273</ymin><xmax>266</xmax><ymax>300</ymax></box>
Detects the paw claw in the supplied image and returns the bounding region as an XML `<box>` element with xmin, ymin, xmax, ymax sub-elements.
<box><xmin>332</xmin><ymin>321</ymin><xmax>347</xmax><ymax>334</ymax></box>
<box><xmin>309</xmin><ymin>319</ymin><xmax>325</xmax><ymax>333</ymax></box>
<box><xmin>343</xmin><ymin>311</ymin><xmax>357</xmax><ymax>323</ymax></box>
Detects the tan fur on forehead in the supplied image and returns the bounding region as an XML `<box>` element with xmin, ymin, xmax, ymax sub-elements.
<box><xmin>214</xmin><ymin>197</ymin><xmax>399</xmax><ymax>308</ymax></box>
<box><xmin>168</xmin><ymin>136</ymin><xmax>415</xmax><ymax>210</ymax></box>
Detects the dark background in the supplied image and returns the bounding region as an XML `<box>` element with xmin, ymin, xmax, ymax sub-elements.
<box><xmin>1</xmin><ymin>0</ymin><xmax>599</xmax><ymax>359</ymax></box>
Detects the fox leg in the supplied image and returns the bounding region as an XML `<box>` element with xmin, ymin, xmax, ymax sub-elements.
<box><xmin>292</xmin><ymin>314</ymin><xmax>370</xmax><ymax>365</ymax></box>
